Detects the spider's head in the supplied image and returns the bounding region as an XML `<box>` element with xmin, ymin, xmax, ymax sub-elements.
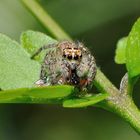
<box><xmin>59</xmin><ymin>41</ymin><xmax>82</xmax><ymax>69</ymax></box>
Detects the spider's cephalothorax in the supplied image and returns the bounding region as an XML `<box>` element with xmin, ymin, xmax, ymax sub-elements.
<box><xmin>33</xmin><ymin>41</ymin><xmax>96</xmax><ymax>91</ymax></box>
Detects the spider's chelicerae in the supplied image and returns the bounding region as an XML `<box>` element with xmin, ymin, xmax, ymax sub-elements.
<box><xmin>32</xmin><ymin>41</ymin><xmax>96</xmax><ymax>91</ymax></box>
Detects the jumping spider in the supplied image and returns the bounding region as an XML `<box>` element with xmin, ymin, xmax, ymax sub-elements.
<box><xmin>31</xmin><ymin>41</ymin><xmax>96</xmax><ymax>92</ymax></box>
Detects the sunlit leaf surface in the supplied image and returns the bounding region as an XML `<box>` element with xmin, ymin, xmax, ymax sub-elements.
<box><xmin>63</xmin><ymin>93</ymin><xmax>108</xmax><ymax>108</ymax></box>
<box><xmin>21</xmin><ymin>30</ymin><xmax>57</xmax><ymax>63</ymax></box>
<box><xmin>115</xmin><ymin>37</ymin><xmax>127</xmax><ymax>64</ymax></box>
<box><xmin>0</xmin><ymin>85</ymin><xmax>74</xmax><ymax>103</ymax></box>
<box><xmin>126</xmin><ymin>18</ymin><xmax>140</xmax><ymax>78</ymax></box>
<box><xmin>0</xmin><ymin>33</ymin><xmax>40</xmax><ymax>90</ymax></box>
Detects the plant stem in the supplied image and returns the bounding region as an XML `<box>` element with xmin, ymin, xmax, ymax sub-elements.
<box><xmin>21</xmin><ymin>0</ymin><xmax>71</xmax><ymax>40</ymax></box>
<box><xmin>21</xmin><ymin>0</ymin><xmax>140</xmax><ymax>134</ymax></box>
<box><xmin>107</xmin><ymin>97</ymin><xmax>140</xmax><ymax>134</ymax></box>
<box><xmin>94</xmin><ymin>69</ymin><xmax>140</xmax><ymax>133</ymax></box>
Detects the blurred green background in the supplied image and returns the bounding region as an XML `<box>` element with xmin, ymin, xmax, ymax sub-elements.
<box><xmin>0</xmin><ymin>0</ymin><xmax>140</xmax><ymax>139</ymax></box>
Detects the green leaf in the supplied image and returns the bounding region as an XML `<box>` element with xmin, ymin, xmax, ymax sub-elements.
<box><xmin>115</xmin><ymin>37</ymin><xmax>127</xmax><ymax>64</ymax></box>
<box><xmin>0</xmin><ymin>85</ymin><xmax>74</xmax><ymax>103</ymax></box>
<box><xmin>63</xmin><ymin>93</ymin><xmax>109</xmax><ymax>108</ymax></box>
<box><xmin>0</xmin><ymin>33</ymin><xmax>40</xmax><ymax>90</ymax></box>
<box><xmin>126</xmin><ymin>18</ymin><xmax>140</xmax><ymax>78</ymax></box>
<box><xmin>20</xmin><ymin>30</ymin><xmax>57</xmax><ymax>62</ymax></box>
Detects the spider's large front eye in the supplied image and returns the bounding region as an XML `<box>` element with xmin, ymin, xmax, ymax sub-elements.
<box><xmin>68</xmin><ymin>55</ymin><xmax>72</xmax><ymax>60</ymax></box>
<box><xmin>63</xmin><ymin>54</ymin><xmax>66</xmax><ymax>58</ymax></box>
<box><xmin>74</xmin><ymin>56</ymin><xmax>78</xmax><ymax>60</ymax></box>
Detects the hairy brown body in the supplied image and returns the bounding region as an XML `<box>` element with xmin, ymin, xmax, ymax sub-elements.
<box><xmin>33</xmin><ymin>41</ymin><xmax>96</xmax><ymax>91</ymax></box>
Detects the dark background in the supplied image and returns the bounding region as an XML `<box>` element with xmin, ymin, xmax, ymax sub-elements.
<box><xmin>0</xmin><ymin>0</ymin><xmax>140</xmax><ymax>139</ymax></box>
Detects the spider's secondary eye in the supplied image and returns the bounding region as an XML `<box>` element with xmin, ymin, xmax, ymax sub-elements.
<box><xmin>68</xmin><ymin>55</ymin><xmax>72</xmax><ymax>60</ymax></box>
<box><xmin>74</xmin><ymin>56</ymin><xmax>78</xmax><ymax>60</ymax></box>
<box><xmin>63</xmin><ymin>54</ymin><xmax>66</xmax><ymax>57</ymax></box>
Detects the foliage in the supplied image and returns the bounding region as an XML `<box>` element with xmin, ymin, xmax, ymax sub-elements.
<box><xmin>0</xmin><ymin>30</ymin><xmax>108</xmax><ymax>106</ymax></box>
<box><xmin>115</xmin><ymin>37</ymin><xmax>127</xmax><ymax>64</ymax></box>
<box><xmin>0</xmin><ymin>0</ymin><xmax>140</xmax><ymax>134</ymax></box>
<box><xmin>21</xmin><ymin>30</ymin><xmax>57</xmax><ymax>63</ymax></box>
<box><xmin>63</xmin><ymin>93</ymin><xmax>108</xmax><ymax>108</ymax></box>
<box><xmin>0</xmin><ymin>33</ymin><xmax>40</xmax><ymax>90</ymax></box>
<box><xmin>115</xmin><ymin>18</ymin><xmax>140</xmax><ymax>78</ymax></box>
<box><xmin>0</xmin><ymin>85</ymin><xmax>74</xmax><ymax>103</ymax></box>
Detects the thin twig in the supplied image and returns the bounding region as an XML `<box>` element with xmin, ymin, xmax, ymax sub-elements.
<box><xmin>22</xmin><ymin>0</ymin><xmax>71</xmax><ymax>40</ymax></box>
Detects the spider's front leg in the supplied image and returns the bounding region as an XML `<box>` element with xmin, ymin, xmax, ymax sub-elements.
<box><xmin>31</xmin><ymin>43</ymin><xmax>56</xmax><ymax>59</ymax></box>
<box><xmin>77</xmin><ymin>52</ymin><xmax>96</xmax><ymax>91</ymax></box>
<box><xmin>86</xmin><ymin>55</ymin><xmax>96</xmax><ymax>88</ymax></box>
<box><xmin>32</xmin><ymin>43</ymin><xmax>57</xmax><ymax>86</ymax></box>
<box><xmin>57</xmin><ymin>61</ymin><xmax>70</xmax><ymax>85</ymax></box>
<box><xmin>35</xmin><ymin>62</ymin><xmax>51</xmax><ymax>86</ymax></box>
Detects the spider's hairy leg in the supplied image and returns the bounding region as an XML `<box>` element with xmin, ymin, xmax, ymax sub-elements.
<box><xmin>77</xmin><ymin>49</ymin><xmax>96</xmax><ymax>90</ymax></box>
<box><xmin>34</xmin><ymin>45</ymin><xmax>56</xmax><ymax>86</ymax></box>
<box><xmin>35</xmin><ymin>60</ymin><xmax>50</xmax><ymax>86</ymax></box>
<box><xmin>57</xmin><ymin>61</ymin><xmax>70</xmax><ymax>84</ymax></box>
<box><xmin>31</xmin><ymin>43</ymin><xmax>56</xmax><ymax>59</ymax></box>
<box><xmin>86</xmin><ymin>55</ymin><xmax>96</xmax><ymax>90</ymax></box>
<box><xmin>87</xmin><ymin>55</ymin><xmax>96</xmax><ymax>83</ymax></box>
